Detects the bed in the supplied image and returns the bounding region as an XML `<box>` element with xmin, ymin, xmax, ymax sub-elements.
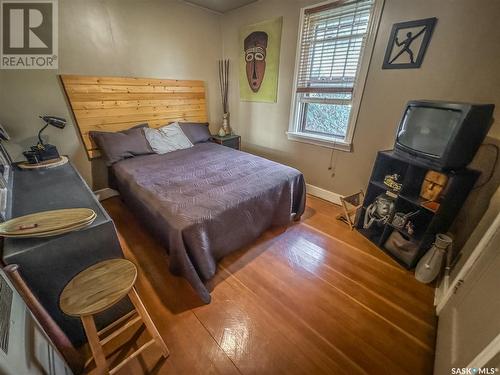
<box><xmin>110</xmin><ymin>142</ymin><xmax>305</xmax><ymax>302</ymax></box>
<box><xmin>61</xmin><ymin>75</ymin><xmax>306</xmax><ymax>302</ymax></box>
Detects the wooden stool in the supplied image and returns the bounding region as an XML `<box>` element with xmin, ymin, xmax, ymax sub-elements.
<box><xmin>60</xmin><ymin>259</ymin><xmax>169</xmax><ymax>374</ymax></box>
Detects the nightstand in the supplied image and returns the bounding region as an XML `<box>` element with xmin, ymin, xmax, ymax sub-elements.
<box><xmin>212</xmin><ymin>134</ymin><xmax>241</xmax><ymax>150</ymax></box>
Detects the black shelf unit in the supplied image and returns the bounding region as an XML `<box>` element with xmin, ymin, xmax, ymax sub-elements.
<box><xmin>355</xmin><ymin>150</ymin><xmax>479</xmax><ymax>269</ymax></box>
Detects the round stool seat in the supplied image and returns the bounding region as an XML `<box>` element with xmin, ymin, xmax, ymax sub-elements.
<box><xmin>60</xmin><ymin>259</ymin><xmax>137</xmax><ymax>317</ymax></box>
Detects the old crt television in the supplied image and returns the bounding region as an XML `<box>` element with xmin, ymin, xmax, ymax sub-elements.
<box><xmin>394</xmin><ymin>100</ymin><xmax>494</xmax><ymax>170</ymax></box>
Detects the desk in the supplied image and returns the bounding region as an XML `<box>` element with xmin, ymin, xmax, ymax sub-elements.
<box><xmin>1</xmin><ymin>161</ymin><xmax>130</xmax><ymax>345</ymax></box>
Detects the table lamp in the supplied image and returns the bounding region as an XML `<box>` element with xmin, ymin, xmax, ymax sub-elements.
<box><xmin>23</xmin><ymin>116</ymin><xmax>66</xmax><ymax>164</ymax></box>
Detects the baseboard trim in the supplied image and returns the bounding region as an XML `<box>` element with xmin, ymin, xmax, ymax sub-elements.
<box><xmin>306</xmin><ymin>184</ymin><xmax>342</xmax><ymax>205</ymax></box>
<box><xmin>93</xmin><ymin>188</ymin><xmax>120</xmax><ymax>202</ymax></box>
<box><xmin>94</xmin><ymin>185</ymin><xmax>342</xmax><ymax>205</ymax></box>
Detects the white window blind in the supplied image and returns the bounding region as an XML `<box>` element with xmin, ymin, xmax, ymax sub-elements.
<box><xmin>288</xmin><ymin>0</ymin><xmax>377</xmax><ymax>148</ymax></box>
<box><xmin>297</xmin><ymin>0</ymin><xmax>374</xmax><ymax>95</ymax></box>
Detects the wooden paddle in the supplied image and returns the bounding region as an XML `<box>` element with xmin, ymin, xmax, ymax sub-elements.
<box><xmin>0</xmin><ymin>208</ymin><xmax>96</xmax><ymax>237</ymax></box>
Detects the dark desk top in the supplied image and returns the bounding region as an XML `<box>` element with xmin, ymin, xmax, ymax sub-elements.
<box><xmin>3</xmin><ymin>163</ymin><xmax>111</xmax><ymax>260</ymax></box>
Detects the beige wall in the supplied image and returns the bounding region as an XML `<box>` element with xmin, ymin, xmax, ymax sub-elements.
<box><xmin>0</xmin><ymin>0</ymin><xmax>222</xmax><ymax>185</ymax></box>
<box><xmin>1</xmin><ymin>0</ymin><xmax>499</xmax><ymax>234</ymax></box>
<box><xmin>222</xmin><ymin>0</ymin><xmax>500</xmax><ymax>195</ymax></box>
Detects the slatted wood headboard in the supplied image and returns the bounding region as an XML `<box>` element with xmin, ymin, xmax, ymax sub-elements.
<box><xmin>60</xmin><ymin>75</ymin><xmax>208</xmax><ymax>159</ymax></box>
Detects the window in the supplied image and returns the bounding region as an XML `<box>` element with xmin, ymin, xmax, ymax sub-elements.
<box><xmin>288</xmin><ymin>0</ymin><xmax>381</xmax><ymax>150</ymax></box>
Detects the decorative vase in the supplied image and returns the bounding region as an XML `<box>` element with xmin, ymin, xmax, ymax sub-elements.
<box><xmin>222</xmin><ymin>113</ymin><xmax>231</xmax><ymax>135</ymax></box>
<box><xmin>415</xmin><ymin>233</ymin><xmax>453</xmax><ymax>283</ymax></box>
<box><xmin>218</xmin><ymin>127</ymin><xmax>226</xmax><ymax>137</ymax></box>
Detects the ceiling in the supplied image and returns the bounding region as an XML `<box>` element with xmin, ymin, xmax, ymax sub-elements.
<box><xmin>183</xmin><ymin>0</ymin><xmax>258</xmax><ymax>13</ymax></box>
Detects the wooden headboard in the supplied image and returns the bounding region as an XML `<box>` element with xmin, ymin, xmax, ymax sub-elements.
<box><xmin>60</xmin><ymin>75</ymin><xmax>208</xmax><ymax>159</ymax></box>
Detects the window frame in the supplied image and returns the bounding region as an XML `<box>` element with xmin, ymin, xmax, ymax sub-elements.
<box><xmin>287</xmin><ymin>0</ymin><xmax>384</xmax><ymax>152</ymax></box>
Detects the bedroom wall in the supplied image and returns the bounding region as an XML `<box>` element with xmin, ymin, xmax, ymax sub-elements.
<box><xmin>1</xmin><ymin>0</ymin><xmax>499</xmax><ymax>213</ymax></box>
<box><xmin>0</xmin><ymin>0</ymin><xmax>222</xmax><ymax>186</ymax></box>
<box><xmin>221</xmin><ymin>0</ymin><xmax>500</xmax><ymax>196</ymax></box>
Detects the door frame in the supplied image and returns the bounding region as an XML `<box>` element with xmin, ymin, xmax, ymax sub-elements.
<box><xmin>436</xmin><ymin>210</ymin><xmax>500</xmax><ymax>314</ymax></box>
<box><xmin>467</xmin><ymin>333</ymin><xmax>500</xmax><ymax>369</ymax></box>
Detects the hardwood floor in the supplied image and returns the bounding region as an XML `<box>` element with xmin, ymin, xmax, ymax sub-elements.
<box><xmin>94</xmin><ymin>195</ymin><xmax>436</xmax><ymax>375</ymax></box>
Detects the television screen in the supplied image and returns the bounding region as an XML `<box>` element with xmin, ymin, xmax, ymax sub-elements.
<box><xmin>397</xmin><ymin>106</ymin><xmax>463</xmax><ymax>158</ymax></box>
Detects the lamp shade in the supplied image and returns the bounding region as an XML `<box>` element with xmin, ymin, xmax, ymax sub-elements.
<box><xmin>41</xmin><ymin>116</ymin><xmax>66</xmax><ymax>129</ymax></box>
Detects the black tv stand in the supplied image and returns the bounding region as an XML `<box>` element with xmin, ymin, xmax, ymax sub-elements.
<box><xmin>355</xmin><ymin>150</ymin><xmax>479</xmax><ymax>269</ymax></box>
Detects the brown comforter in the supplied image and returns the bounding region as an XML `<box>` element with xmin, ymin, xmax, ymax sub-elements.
<box><xmin>111</xmin><ymin>142</ymin><xmax>306</xmax><ymax>303</ymax></box>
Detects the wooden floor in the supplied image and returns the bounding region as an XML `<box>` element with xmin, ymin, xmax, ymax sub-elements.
<box><xmin>94</xmin><ymin>195</ymin><xmax>436</xmax><ymax>375</ymax></box>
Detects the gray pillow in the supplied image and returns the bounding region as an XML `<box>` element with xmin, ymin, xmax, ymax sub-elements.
<box><xmin>179</xmin><ymin>122</ymin><xmax>212</xmax><ymax>144</ymax></box>
<box><xmin>144</xmin><ymin>122</ymin><xmax>193</xmax><ymax>154</ymax></box>
<box><xmin>90</xmin><ymin>123</ymin><xmax>153</xmax><ymax>166</ymax></box>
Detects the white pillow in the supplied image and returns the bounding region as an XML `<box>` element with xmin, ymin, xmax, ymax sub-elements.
<box><xmin>144</xmin><ymin>122</ymin><xmax>193</xmax><ymax>154</ymax></box>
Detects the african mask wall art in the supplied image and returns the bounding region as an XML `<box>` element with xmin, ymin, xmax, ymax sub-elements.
<box><xmin>239</xmin><ymin>17</ymin><xmax>282</xmax><ymax>103</ymax></box>
<box><xmin>244</xmin><ymin>31</ymin><xmax>268</xmax><ymax>92</ymax></box>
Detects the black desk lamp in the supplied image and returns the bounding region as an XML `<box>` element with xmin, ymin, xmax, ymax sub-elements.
<box><xmin>38</xmin><ymin>115</ymin><xmax>66</xmax><ymax>145</ymax></box>
<box><xmin>23</xmin><ymin>116</ymin><xmax>67</xmax><ymax>164</ymax></box>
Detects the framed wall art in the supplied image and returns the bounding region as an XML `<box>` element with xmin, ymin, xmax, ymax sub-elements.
<box><xmin>239</xmin><ymin>17</ymin><xmax>282</xmax><ymax>102</ymax></box>
<box><xmin>382</xmin><ymin>17</ymin><xmax>437</xmax><ymax>69</ymax></box>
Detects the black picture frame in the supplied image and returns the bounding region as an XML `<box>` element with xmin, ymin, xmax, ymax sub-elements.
<box><xmin>382</xmin><ymin>17</ymin><xmax>437</xmax><ymax>69</ymax></box>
